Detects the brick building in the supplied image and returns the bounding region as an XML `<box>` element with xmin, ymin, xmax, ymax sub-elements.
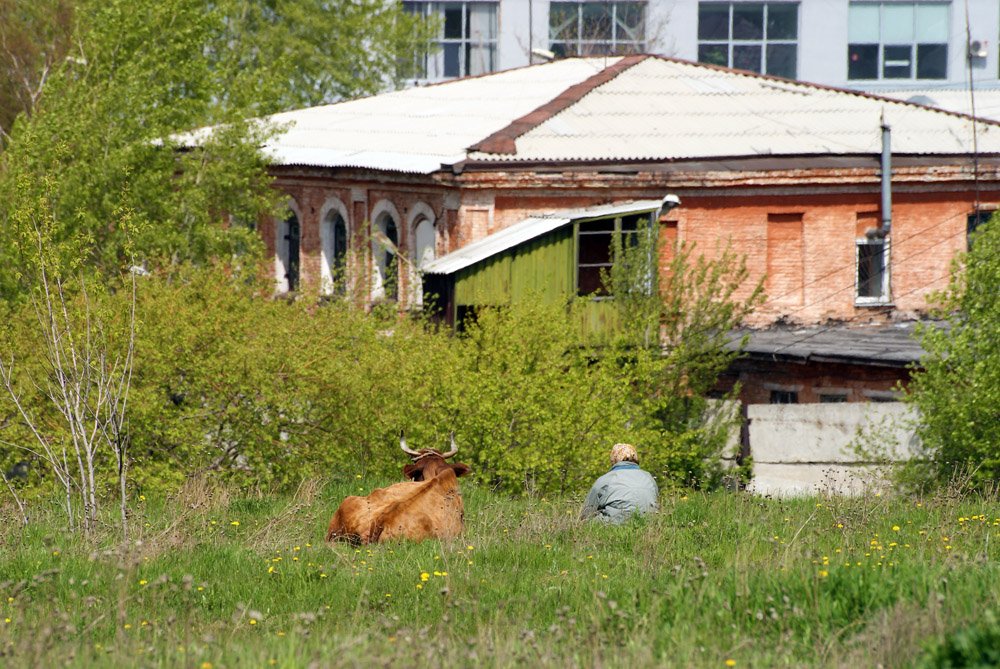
<box><xmin>256</xmin><ymin>55</ymin><xmax>1000</xmax><ymax>402</ymax></box>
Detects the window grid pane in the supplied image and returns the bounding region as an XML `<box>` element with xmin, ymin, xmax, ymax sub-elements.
<box><xmin>405</xmin><ymin>2</ymin><xmax>499</xmax><ymax>80</ymax></box>
<box><xmin>697</xmin><ymin>2</ymin><xmax>798</xmax><ymax>78</ymax></box>
<box><xmin>550</xmin><ymin>2</ymin><xmax>646</xmax><ymax>57</ymax></box>
<box><xmin>847</xmin><ymin>2</ymin><xmax>948</xmax><ymax>81</ymax></box>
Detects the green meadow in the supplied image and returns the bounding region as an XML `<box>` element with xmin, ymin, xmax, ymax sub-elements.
<box><xmin>2</xmin><ymin>477</ymin><xmax>999</xmax><ymax>668</ymax></box>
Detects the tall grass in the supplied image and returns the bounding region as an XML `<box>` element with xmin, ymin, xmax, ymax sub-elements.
<box><xmin>1</xmin><ymin>477</ymin><xmax>998</xmax><ymax>667</ymax></box>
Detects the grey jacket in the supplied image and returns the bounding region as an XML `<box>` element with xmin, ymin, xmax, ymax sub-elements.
<box><xmin>581</xmin><ymin>462</ymin><xmax>659</xmax><ymax>524</ymax></box>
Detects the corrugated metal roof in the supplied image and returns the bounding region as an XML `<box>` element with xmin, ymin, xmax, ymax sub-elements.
<box><xmin>725</xmin><ymin>321</ymin><xmax>944</xmax><ymax>367</ymax></box>
<box><xmin>471</xmin><ymin>58</ymin><xmax>1000</xmax><ymax>163</ymax></box>
<box><xmin>185</xmin><ymin>56</ymin><xmax>1000</xmax><ymax>173</ymax></box>
<box><xmin>253</xmin><ymin>58</ymin><xmax>619</xmax><ymax>174</ymax></box>
<box><xmin>422</xmin><ymin>199</ymin><xmax>665</xmax><ymax>275</ymax></box>
<box><xmin>870</xmin><ymin>89</ymin><xmax>1000</xmax><ymax>123</ymax></box>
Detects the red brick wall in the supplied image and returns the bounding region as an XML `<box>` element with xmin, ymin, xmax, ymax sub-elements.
<box><xmin>266</xmin><ymin>169</ymin><xmax>996</xmax><ymax>325</ymax></box>
<box><xmin>717</xmin><ymin>359</ymin><xmax>908</xmax><ymax>404</ymax></box>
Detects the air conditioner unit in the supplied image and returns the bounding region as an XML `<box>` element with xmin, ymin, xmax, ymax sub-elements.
<box><xmin>969</xmin><ymin>39</ymin><xmax>988</xmax><ymax>59</ymax></box>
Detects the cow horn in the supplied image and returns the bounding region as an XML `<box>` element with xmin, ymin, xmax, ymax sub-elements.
<box><xmin>441</xmin><ymin>432</ymin><xmax>458</xmax><ymax>458</ymax></box>
<box><xmin>399</xmin><ymin>430</ymin><xmax>420</xmax><ymax>456</ymax></box>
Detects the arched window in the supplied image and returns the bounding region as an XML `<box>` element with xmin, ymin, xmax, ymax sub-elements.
<box><xmin>375</xmin><ymin>213</ymin><xmax>399</xmax><ymax>300</ymax></box>
<box><xmin>414</xmin><ymin>217</ymin><xmax>436</xmax><ymax>269</ymax></box>
<box><xmin>321</xmin><ymin>209</ymin><xmax>349</xmax><ymax>295</ymax></box>
<box><xmin>276</xmin><ymin>210</ymin><xmax>300</xmax><ymax>293</ymax></box>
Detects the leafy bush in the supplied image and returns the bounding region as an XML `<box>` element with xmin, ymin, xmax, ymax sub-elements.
<box><xmin>919</xmin><ymin>611</ymin><xmax>1000</xmax><ymax>669</ymax></box>
<box><xmin>2</xmin><ymin>219</ymin><xmax>760</xmax><ymax>499</ymax></box>
<box><xmin>907</xmin><ymin>212</ymin><xmax>1000</xmax><ymax>489</ymax></box>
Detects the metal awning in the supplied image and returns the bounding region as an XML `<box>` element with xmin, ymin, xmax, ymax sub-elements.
<box><xmin>421</xmin><ymin>199</ymin><xmax>665</xmax><ymax>276</ymax></box>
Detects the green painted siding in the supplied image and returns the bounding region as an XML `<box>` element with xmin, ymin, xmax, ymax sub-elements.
<box><xmin>454</xmin><ymin>227</ymin><xmax>574</xmax><ymax>306</ymax></box>
<box><xmin>450</xmin><ymin>223</ymin><xmax>621</xmax><ymax>339</ymax></box>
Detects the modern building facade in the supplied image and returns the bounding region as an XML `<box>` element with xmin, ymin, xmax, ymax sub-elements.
<box><xmin>403</xmin><ymin>0</ymin><xmax>1000</xmax><ymax>95</ymax></box>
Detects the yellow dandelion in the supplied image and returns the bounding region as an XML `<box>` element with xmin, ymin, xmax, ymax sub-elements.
<box><xmin>725</xmin><ymin>660</ymin><xmax>736</xmax><ymax>667</ymax></box>
<box><xmin>124</xmin><ymin>624</ymin><xmax>131</xmax><ymax>630</ymax></box>
<box><xmin>202</xmin><ymin>663</ymin><xmax>213</xmax><ymax>669</ymax></box>
<box><xmin>250</xmin><ymin>620</ymin><xmax>257</xmax><ymax>625</ymax></box>
<box><xmin>230</xmin><ymin>521</ymin><xmax>239</xmax><ymax>526</ymax></box>
<box><xmin>892</xmin><ymin>526</ymin><xmax>900</xmax><ymax>531</ymax></box>
<box><xmin>139</xmin><ymin>580</ymin><xmax>147</xmax><ymax>585</ymax></box>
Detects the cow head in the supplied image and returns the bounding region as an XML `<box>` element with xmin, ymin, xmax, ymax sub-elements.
<box><xmin>399</xmin><ymin>431</ymin><xmax>471</xmax><ymax>481</ymax></box>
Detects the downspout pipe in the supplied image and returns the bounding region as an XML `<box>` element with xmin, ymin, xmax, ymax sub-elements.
<box><xmin>880</xmin><ymin>118</ymin><xmax>892</xmax><ymax>237</ymax></box>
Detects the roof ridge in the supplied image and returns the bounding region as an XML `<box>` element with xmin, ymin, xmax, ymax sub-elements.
<box><xmin>642</xmin><ymin>54</ymin><xmax>1000</xmax><ymax>129</ymax></box>
<box><xmin>467</xmin><ymin>54</ymin><xmax>649</xmax><ymax>155</ymax></box>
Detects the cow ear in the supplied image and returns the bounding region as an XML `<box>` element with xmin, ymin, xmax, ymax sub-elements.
<box><xmin>403</xmin><ymin>464</ymin><xmax>421</xmax><ymax>481</ymax></box>
<box><xmin>450</xmin><ymin>463</ymin><xmax>471</xmax><ymax>478</ymax></box>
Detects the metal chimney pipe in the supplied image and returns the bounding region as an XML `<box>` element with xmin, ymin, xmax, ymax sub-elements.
<box><xmin>880</xmin><ymin>119</ymin><xmax>892</xmax><ymax>236</ymax></box>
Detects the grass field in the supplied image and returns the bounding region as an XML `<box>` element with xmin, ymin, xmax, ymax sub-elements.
<box><xmin>1</xmin><ymin>475</ymin><xmax>999</xmax><ymax>668</ymax></box>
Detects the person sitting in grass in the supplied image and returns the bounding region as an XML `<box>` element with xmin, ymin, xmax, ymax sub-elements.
<box><xmin>580</xmin><ymin>443</ymin><xmax>659</xmax><ymax>524</ymax></box>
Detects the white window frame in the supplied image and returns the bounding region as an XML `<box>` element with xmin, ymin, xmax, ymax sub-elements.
<box><xmin>847</xmin><ymin>2</ymin><xmax>949</xmax><ymax>81</ymax></box>
<box><xmin>696</xmin><ymin>2</ymin><xmax>799</xmax><ymax>78</ymax></box>
<box><xmin>855</xmin><ymin>237</ymin><xmax>891</xmax><ymax>305</ymax></box>
<box><xmin>319</xmin><ymin>201</ymin><xmax>350</xmax><ymax>297</ymax></box>
<box><xmin>403</xmin><ymin>1</ymin><xmax>498</xmax><ymax>82</ymax></box>
<box><xmin>549</xmin><ymin>1</ymin><xmax>646</xmax><ymax>58</ymax></box>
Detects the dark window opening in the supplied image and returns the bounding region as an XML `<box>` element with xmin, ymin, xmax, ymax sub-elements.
<box><xmin>848</xmin><ymin>43</ymin><xmax>878</xmax><ymax>79</ymax></box>
<box><xmin>383</xmin><ymin>219</ymin><xmax>398</xmax><ymax>300</ymax></box>
<box><xmin>968</xmin><ymin>210</ymin><xmax>993</xmax><ymax>248</ymax></box>
<box><xmin>284</xmin><ymin>213</ymin><xmax>300</xmax><ymax>292</ymax></box>
<box><xmin>576</xmin><ymin>214</ymin><xmax>643</xmax><ymax>297</ymax></box>
<box><xmin>770</xmin><ymin>390</ymin><xmax>798</xmax><ymax>404</ymax></box>
<box><xmin>882</xmin><ymin>44</ymin><xmax>912</xmax><ymax>78</ymax></box>
<box><xmin>819</xmin><ymin>394</ymin><xmax>848</xmax><ymax>403</ymax></box>
<box><xmin>857</xmin><ymin>241</ymin><xmax>886</xmax><ymax>299</ymax></box>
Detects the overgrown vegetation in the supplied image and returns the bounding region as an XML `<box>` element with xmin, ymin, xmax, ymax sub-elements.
<box><xmin>1</xmin><ymin>482</ymin><xmax>997</xmax><ymax>667</ymax></box>
<box><xmin>906</xmin><ymin>211</ymin><xmax>1000</xmax><ymax>490</ymax></box>
<box><xmin>1</xmin><ymin>251</ymin><xmax>754</xmax><ymax>502</ymax></box>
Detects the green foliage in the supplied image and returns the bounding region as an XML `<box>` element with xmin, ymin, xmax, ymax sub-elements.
<box><xmin>605</xmin><ymin>220</ymin><xmax>763</xmax><ymax>486</ymax></box>
<box><xmin>906</xmin><ymin>213</ymin><xmax>1000</xmax><ymax>489</ymax></box>
<box><xmin>0</xmin><ymin>0</ymin><xmax>436</xmax><ymax>299</ymax></box>
<box><xmin>919</xmin><ymin>611</ymin><xmax>1000</xmax><ymax>669</ymax></box>
<box><xmin>449</xmin><ymin>301</ymin><xmax>630</xmax><ymax>493</ymax></box>
<box><xmin>1</xmin><ymin>486</ymin><xmax>998</xmax><ymax>668</ymax></box>
<box><xmin>0</xmin><ymin>0</ymin><xmax>285</xmax><ymax>298</ymax></box>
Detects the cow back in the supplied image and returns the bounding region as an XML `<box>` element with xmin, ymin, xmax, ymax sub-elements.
<box><xmin>326</xmin><ymin>471</ymin><xmax>465</xmax><ymax>543</ymax></box>
<box><xmin>376</xmin><ymin>468</ymin><xmax>464</xmax><ymax>542</ymax></box>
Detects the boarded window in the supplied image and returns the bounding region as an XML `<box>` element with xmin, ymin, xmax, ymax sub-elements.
<box><xmin>766</xmin><ymin>213</ymin><xmax>804</xmax><ymax>305</ymax></box>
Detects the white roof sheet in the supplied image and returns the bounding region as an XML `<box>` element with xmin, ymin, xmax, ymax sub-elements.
<box><xmin>869</xmin><ymin>89</ymin><xmax>1000</xmax><ymax>123</ymax></box>
<box><xmin>422</xmin><ymin>199</ymin><xmax>665</xmax><ymax>275</ymax></box>
<box><xmin>254</xmin><ymin>58</ymin><xmax>619</xmax><ymax>173</ymax></box>
<box><xmin>471</xmin><ymin>58</ymin><xmax>1000</xmax><ymax>162</ymax></box>
<box><xmin>186</xmin><ymin>56</ymin><xmax>1000</xmax><ymax>173</ymax></box>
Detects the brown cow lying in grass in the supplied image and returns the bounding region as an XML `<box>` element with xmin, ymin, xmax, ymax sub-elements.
<box><xmin>325</xmin><ymin>432</ymin><xmax>472</xmax><ymax>544</ymax></box>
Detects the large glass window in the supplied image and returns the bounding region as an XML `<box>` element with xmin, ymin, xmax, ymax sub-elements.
<box><xmin>577</xmin><ymin>213</ymin><xmax>645</xmax><ymax>297</ymax></box>
<box><xmin>848</xmin><ymin>2</ymin><xmax>948</xmax><ymax>80</ymax></box>
<box><xmin>697</xmin><ymin>2</ymin><xmax>798</xmax><ymax>79</ymax></box>
<box><xmin>549</xmin><ymin>2</ymin><xmax>645</xmax><ymax>58</ymax></box>
<box><xmin>404</xmin><ymin>2</ymin><xmax>498</xmax><ymax>80</ymax></box>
